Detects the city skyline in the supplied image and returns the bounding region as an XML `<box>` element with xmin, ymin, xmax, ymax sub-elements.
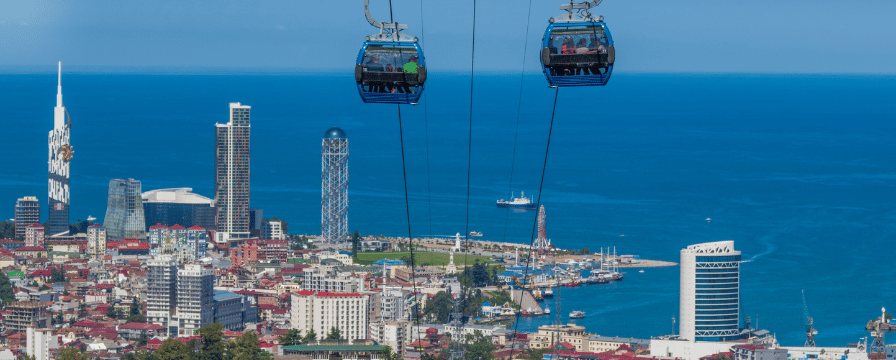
<box><xmin>0</xmin><ymin>1</ymin><xmax>894</xmax><ymax>355</ymax></box>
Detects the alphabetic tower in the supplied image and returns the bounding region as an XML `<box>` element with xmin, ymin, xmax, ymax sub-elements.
<box><xmin>321</xmin><ymin>127</ymin><xmax>349</xmax><ymax>243</ymax></box>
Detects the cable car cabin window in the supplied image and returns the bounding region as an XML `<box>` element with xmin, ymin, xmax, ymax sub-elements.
<box><xmin>546</xmin><ymin>25</ymin><xmax>610</xmax><ymax>76</ymax></box>
<box><xmin>360</xmin><ymin>45</ymin><xmax>422</xmax><ymax>95</ymax></box>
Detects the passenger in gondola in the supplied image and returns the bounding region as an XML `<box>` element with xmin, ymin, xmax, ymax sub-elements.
<box><xmin>398</xmin><ymin>55</ymin><xmax>419</xmax><ymax>94</ymax></box>
<box><xmin>560</xmin><ymin>37</ymin><xmax>577</xmax><ymax>75</ymax></box>
<box><xmin>587</xmin><ymin>35</ymin><xmax>608</xmax><ymax>75</ymax></box>
<box><xmin>365</xmin><ymin>55</ymin><xmax>386</xmax><ymax>92</ymax></box>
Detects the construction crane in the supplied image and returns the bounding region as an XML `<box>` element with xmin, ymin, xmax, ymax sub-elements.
<box><xmin>802</xmin><ymin>289</ymin><xmax>818</xmax><ymax>347</ymax></box>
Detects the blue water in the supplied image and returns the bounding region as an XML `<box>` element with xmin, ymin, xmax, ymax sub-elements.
<box><xmin>2</xmin><ymin>71</ymin><xmax>896</xmax><ymax>346</ymax></box>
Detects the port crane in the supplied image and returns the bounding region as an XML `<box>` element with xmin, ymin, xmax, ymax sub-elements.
<box><xmin>802</xmin><ymin>289</ymin><xmax>818</xmax><ymax>347</ymax></box>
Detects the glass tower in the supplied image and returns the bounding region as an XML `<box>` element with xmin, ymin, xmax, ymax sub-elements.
<box><xmin>679</xmin><ymin>240</ymin><xmax>741</xmax><ymax>342</ymax></box>
<box><xmin>104</xmin><ymin>178</ymin><xmax>146</xmax><ymax>241</ymax></box>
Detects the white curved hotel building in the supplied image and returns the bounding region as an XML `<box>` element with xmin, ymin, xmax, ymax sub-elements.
<box><xmin>679</xmin><ymin>240</ymin><xmax>741</xmax><ymax>342</ymax></box>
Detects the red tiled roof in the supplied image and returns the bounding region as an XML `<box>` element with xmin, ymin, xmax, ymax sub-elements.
<box><xmin>149</xmin><ymin>223</ymin><xmax>168</xmax><ymax>230</ymax></box>
<box><xmin>95</xmin><ymin>284</ymin><xmax>115</xmax><ymax>289</ymax></box>
<box><xmin>15</xmin><ymin>246</ymin><xmax>48</xmax><ymax>251</ymax></box>
<box><xmin>89</xmin><ymin>224</ymin><xmax>105</xmax><ymax>228</ymax></box>
<box><xmin>169</xmin><ymin>224</ymin><xmax>185</xmax><ymax>230</ymax></box>
<box><xmin>86</xmin><ymin>328</ymin><xmax>119</xmax><ymax>339</ymax></box>
<box><xmin>119</xmin><ymin>323</ymin><xmax>165</xmax><ymax>331</ymax></box>
<box><xmin>258</xmin><ymin>304</ymin><xmax>279</xmax><ymax>310</ymax></box>
<box><xmin>27</xmin><ymin>223</ymin><xmax>43</xmax><ymax>228</ymax></box>
<box><xmin>31</xmin><ymin>270</ymin><xmax>53</xmax><ymax>276</ymax></box>
<box><xmin>294</xmin><ymin>290</ymin><xmax>316</xmax><ymax>296</ymax></box>
<box><xmin>187</xmin><ymin>225</ymin><xmax>205</xmax><ymax>230</ymax></box>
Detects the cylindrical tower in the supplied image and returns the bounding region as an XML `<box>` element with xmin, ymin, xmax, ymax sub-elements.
<box><xmin>679</xmin><ymin>240</ymin><xmax>741</xmax><ymax>342</ymax></box>
<box><xmin>321</xmin><ymin>127</ymin><xmax>349</xmax><ymax>243</ymax></box>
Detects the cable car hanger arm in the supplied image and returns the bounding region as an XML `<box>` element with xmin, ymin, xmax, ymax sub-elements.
<box><xmin>364</xmin><ymin>0</ymin><xmax>417</xmax><ymax>42</ymax></box>
<box><xmin>553</xmin><ymin>0</ymin><xmax>605</xmax><ymax>23</ymax></box>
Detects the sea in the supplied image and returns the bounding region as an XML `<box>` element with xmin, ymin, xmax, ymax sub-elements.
<box><xmin>2</xmin><ymin>71</ymin><xmax>895</xmax><ymax>347</ymax></box>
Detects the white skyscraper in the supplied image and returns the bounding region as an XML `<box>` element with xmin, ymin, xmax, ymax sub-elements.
<box><xmin>146</xmin><ymin>255</ymin><xmax>179</xmax><ymax>331</ymax></box>
<box><xmin>48</xmin><ymin>62</ymin><xmax>73</xmax><ymax>236</ymax></box>
<box><xmin>214</xmin><ymin>103</ymin><xmax>251</xmax><ymax>243</ymax></box>
<box><xmin>679</xmin><ymin>240</ymin><xmax>741</xmax><ymax>342</ymax></box>
<box><xmin>86</xmin><ymin>224</ymin><xmax>107</xmax><ymax>260</ymax></box>
<box><xmin>176</xmin><ymin>263</ymin><xmax>215</xmax><ymax>336</ymax></box>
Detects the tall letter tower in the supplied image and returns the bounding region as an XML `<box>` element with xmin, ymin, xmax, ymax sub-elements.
<box><xmin>321</xmin><ymin>127</ymin><xmax>348</xmax><ymax>243</ymax></box>
<box><xmin>48</xmin><ymin>62</ymin><xmax>73</xmax><ymax>236</ymax></box>
<box><xmin>214</xmin><ymin>102</ymin><xmax>251</xmax><ymax>243</ymax></box>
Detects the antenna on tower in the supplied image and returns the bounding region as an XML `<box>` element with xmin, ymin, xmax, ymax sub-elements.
<box><xmin>801</xmin><ymin>289</ymin><xmax>818</xmax><ymax>347</ymax></box>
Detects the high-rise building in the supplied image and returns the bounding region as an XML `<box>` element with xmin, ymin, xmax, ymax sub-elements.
<box><xmin>142</xmin><ymin>188</ymin><xmax>216</xmax><ymax>231</ymax></box>
<box><xmin>369</xmin><ymin>321</ymin><xmax>409</xmax><ymax>360</ymax></box>
<box><xmin>48</xmin><ymin>62</ymin><xmax>72</xmax><ymax>236</ymax></box>
<box><xmin>679</xmin><ymin>240</ymin><xmax>741</xmax><ymax>342</ymax></box>
<box><xmin>26</xmin><ymin>326</ymin><xmax>56</xmax><ymax>360</ymax></box>
<box><xmin>176</xmin><ymin>263</ymin><xmax>215</xmax><ymax>336</ymax></box>
<box><xmin>214</xmin><ymin>102</ymin><xmax>251</xmax><ymax>243</ymax></box>
<box><xmin>24</xmin><ymin>224</ymin><xmax>45</xmax><ymax>248</ymax></box>
<box><xmin>146</xmin><ymin>255</ymin><xmax>179</xmax><ymax>332</ymax></box>
<box><xmin>321</xmin><ymin>127</ymin><xmax>348</xmax><ymax>243</ymax></box>
<box><xmin>14</xmin><ymin>197</ymin><xmax>40</xmax><ymax>241</ymax></box>
<box><xmin>104</xmin><ymin>179</ymin><xmax>146</xmax><ymax>241</ymax></box>
<box><xmin>261</xmin><ymin>220</ymin><xmax>285</xmax><ymax>240</ymax></box>
<box><xmin>291</xmin><ymin>291</ymin><xmax>369</xmax><ymax>341</ymax></box>
<box><xmin>86</xmin><ymin>224</ymin><xmax>107</xmax><ymax>259</ymax></box>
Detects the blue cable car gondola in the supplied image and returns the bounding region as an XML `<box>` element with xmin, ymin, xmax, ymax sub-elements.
<box><xmin>540</xmin><ymin>0</ymin><xmax>615</xmax><ymax>87</ymax></box>
<box><xmin>355</xmin><ymin>0</ymin><xmax>427</xmax><ymax>105</ymax></box>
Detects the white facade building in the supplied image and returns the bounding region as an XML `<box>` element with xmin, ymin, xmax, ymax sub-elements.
<box><xmin>176</xmin><ymin>264</ymin><xmax>215</xmax><ymax>336</ymax></box>
<box><xmin>262</xmin><ymin>220</ymin><xmax>285</xmax><ymax>240</ymax></box>
<box><xmin>24</xmin><ymin>224</ymin><xmax>45</xmax><ymax>248</ymax></box>
<box><xmin>369</xmin><ymin>321</ymin><xmax>409</xmax><ymax>359</ymax></box>
<box><xmin>214</xmin><ymin>102</ymin><xmax>251</xmax><ymax>243</ymax></box>
<box><xmin>291</xmin><ymin>291</ymin><xmax>369</xmax><ymax>341</ymax></box>
<box><xmin>148</xmin><ymin>224</ymin><xmax>208</xmax><ymax>260</ymax></box>
<box><xmin>680</xmin><ymin>240</ymin><xmax>741</xmax><ymax>342</ymax></box>
<box><xmin>26</xmin><ymin>327</ymin><xmax>55</xmax><ymax>360</ymax></box>
<box><xmin>86</xmin><ymin>224</ymin><xmax>107</xmax><ymax>259</ymax></box>
<box><xmin>146</xmin><ymin>255</ymin><xmax>179</xmax><ymax>331</ymax></box>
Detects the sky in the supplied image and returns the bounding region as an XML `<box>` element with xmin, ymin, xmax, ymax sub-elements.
<box><xmin>1</xmin><ymin>0</ymin><xmax>895</xmax><ymax>73</ymax></box>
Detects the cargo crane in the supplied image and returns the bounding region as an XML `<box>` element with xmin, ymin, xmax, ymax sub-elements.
<box><xmin>802</xmin><ymin>289</ymin><xmax>818</xmax><ymax>347</ymax></box>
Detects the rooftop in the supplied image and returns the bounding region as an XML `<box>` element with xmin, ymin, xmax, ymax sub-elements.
<box><xmin>142</xmin><ymin>188</ymin><xmax>214</xmax><ymax>205</ymax></box>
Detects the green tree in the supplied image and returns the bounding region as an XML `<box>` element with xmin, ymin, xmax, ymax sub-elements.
<box><xmin>0</xmin><ymin>272</ymin><xmax>16</xmax><ymax>306</ymax></box>
<box><xmin>326</xmin><ymin>326</ymin><xmax>342</xmax><ymax>340</ymax></box>
<box><xmin>352</xmin><ymin>231</ymin><xmax>361</xmax><ymax>257</ymax></box>
<box><xmin>381</xmin><ymin>346</ymin><xmax>395</xmax><ymax>360</ymax></box>
<box><xmin>55</xmin><ymin>312</ymin><xmax>64</xmax><ymax>324</ymax></box>
<box><xmin>130</xmin><ymin>296</ymin><xmax>142</xmax><ymax>317</ymax></box>
<box><xmin>126</xmin><ymin>314</ymin><xmax>147</xmax><ymax>323</ymax></box>
<box><xmin>57</xmin><ymin>347</ymin><xmax>93</xmax><ymax>360</ymax></box>
<box><xmin>279</xmin><ymin>329</ymin><xmax>302</xmax><ymax>346</ymax></box>
<box><xmin>49</xmin><ymin>268</ymin><xmax>68</xmax><ymax>283</ymax></box>
<box><xmin>197</xmin><ymin>323</ymin><xmax>225</xmax><ymax>360</ymax></box>
<box><xmin>464</xmin><ymin>330</ymin><xmax>495</xmax><ymax>360</ymax></box>
<box><xmin>226</xmin><ymin>331</ymin><xmax>273</xmax><ymax>360</ymax></box>
<box><xmin>156</xmin><ymin>338</ymin><xmax>192</xmax><ymax>360</ymax></box>
<box><xmin>303</xmin><ymin>328</ymin><xmax>317</xmax><ymax>342</ymax></box>
<box><xmin>0</xmin><ymin>221</ymin><xmax>15</xmax><ymax>240</ymax></box>
<box><xmin>138</xmin><ymin>331</ymin><xmax>149</xmax><ymax>347</ymax></box>
<box><xmin>106</xmin><ymin>305</ymin><xmax>120</xmax><ymax>319</ymax></box>
<box><xmin>423</xmin><ymin>291</ymin><xmax>453</xmax><ymax>323</ymax></box>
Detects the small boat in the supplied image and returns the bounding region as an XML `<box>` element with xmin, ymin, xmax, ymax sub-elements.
<box><xmin>496</xmin><ymin>191</ymin><xmax>537</xmax><ymax>209</ymax></box>
<box><xmin>543</xmin><ymin>288</ymin><xmax>554</xmax><ymax>298</ymax></box>
<box><xmin>533</xmin><ymin>289</ymin><xmax>544</xmax><ymax>301</ymax></box>
<box><xmin>706</xmin><ymin>218</ymin><xmax>712</xmax><ymax>223</ymax></box>
<box><xmin>544</xmin><ymin>308</ymin><xmax>551</xmax><ymax>314</ymax></box>
<box><xmin>569</xmin><ymin>311</ymin><xmax>585</xmax><ymax>319</ymax></box>
<box><xmin>638</xmin><ymin>269</ymin><xmax>645</xmax><ymax>273</ymax></box>
<box><xmin>469</xmin><ymin>231</ymin><xmax>482</xmax><ymax>237</ymax></box>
